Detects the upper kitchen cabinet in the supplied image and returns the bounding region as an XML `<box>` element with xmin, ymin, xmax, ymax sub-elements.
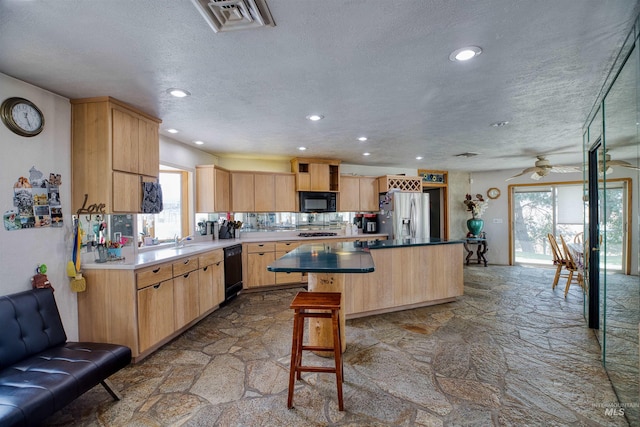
<box><xmin>71</xmin><ymin>97</ymin><xmax>161</xmax><ymax>213</ymax></box>
<box><xmin>291</xmin><ymin>158</ymin><xmax>340</xmax><ymax>192</ymax></box>
<box><xmin>231</xmin><ymin>171</ymin><xmax>296</xmax><ymax>212</ymax></box>
<box><xmin>195</xmin><ymin>165</ymin><xmax>230</xmax><ymax>213</ymax></box>
<box><xmin>339</xmin><ymin>175</ymin><xmax>379</xmax><ymax>212</ymax></box>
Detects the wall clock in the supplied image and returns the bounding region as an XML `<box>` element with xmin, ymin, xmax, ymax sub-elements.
<box><xmin>487</xmin><ymin>187</ymin><xmax>501</xmax><ymax>199</ymax></box>
<box><xmin>1</xmin><ymin>97</ymin><xmax>45</xmax><ymax>137</ymax></box>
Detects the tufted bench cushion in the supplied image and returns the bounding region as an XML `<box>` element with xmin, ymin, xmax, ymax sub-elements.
<box><xmin>0</xmin><ymin>288</ymin><xmax>131</xmax><ymax>427</ymax></box>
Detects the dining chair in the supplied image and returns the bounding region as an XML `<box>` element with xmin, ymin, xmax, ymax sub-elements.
<box><xmin>547</xmin><ymin>233</ymin><xmax>565</xmax><ymax>290</ymax></box>
<box><xmin>573</xmin><ymin>232</ymin><xmax>584</xmax><ymax>244</ymax></box>
<box><xmin>559</xmin><ymin>234</ymin><xmax>584</xmax><ymax>297</ymax></box>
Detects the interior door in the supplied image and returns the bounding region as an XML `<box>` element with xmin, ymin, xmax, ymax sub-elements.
<box><xmin>587</xmin><ymin>138</ymin><xmax>601</xmax><ymax>329</ymax></box>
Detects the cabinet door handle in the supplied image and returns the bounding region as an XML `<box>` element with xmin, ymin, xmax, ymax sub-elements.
<box><xmin>153</xmin><ymin>283</ymin><xmax>161</xmax><ymax>289</ymax></box>
<box><xmin>153</xmin><ymin>268</ymin><xmax>161</xmax><ymax>273</ymax></box>
<box><xmin>184</xmin><ymin>272</ymin><xmax>190</xmax><ymax>278</ymax></box>
<box><xmin>258</xmin><ymin>244</ymin><xmax>264</xmax><ymax>247</ymax></box>
<box><xmin>183</xmin><ymin>259</ymin><xmax>191</xmax><ymax>265</ymax></box>
<box><xmin>216</xmin><ymin>262</ymin><xmax>221</xmax><ymax>266</ymax></box>
<box><xmin>203</xmin><ymin>266</ymin><xmax>209</xmax><ymax>272</ymax></box>
<box><xmin>259</xmin><ymin>253</ymin><xmax>265</xmax><ymax>256</ymax></box>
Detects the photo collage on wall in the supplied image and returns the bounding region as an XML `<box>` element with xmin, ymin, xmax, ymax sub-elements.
<box><xmin>3</xmin><ymin>166</ymin><xmax>63</xmax><ymax>231</ymax></box>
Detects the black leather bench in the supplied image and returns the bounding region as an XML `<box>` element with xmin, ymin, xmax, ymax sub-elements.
<box><xmin>0</xmin><ymin>288</ymin><xmax>131</xmax><ymax>427</ymax></box>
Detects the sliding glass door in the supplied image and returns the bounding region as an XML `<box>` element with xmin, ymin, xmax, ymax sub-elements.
<box><xmin>512</xmin><ymin>184</ymin><xmax>583</xmax><ymax>265</ymax></box>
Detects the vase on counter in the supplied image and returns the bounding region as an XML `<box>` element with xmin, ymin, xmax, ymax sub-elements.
<box><xmin>466</xmin><ymin>218</ymin><xmax>484</xmax><ymax>236</ymax></box>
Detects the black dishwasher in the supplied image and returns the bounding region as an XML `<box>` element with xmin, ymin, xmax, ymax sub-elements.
<box><xmin>223</xmin><ymin>244</ymin><xmax>243</xmax><ymax>302</ymax></box>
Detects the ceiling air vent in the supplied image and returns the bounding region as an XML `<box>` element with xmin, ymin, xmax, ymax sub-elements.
<box><xmin>191</xmin><ymin>0</ymin><xmax>275</xmax><ymax>33</ymax></box>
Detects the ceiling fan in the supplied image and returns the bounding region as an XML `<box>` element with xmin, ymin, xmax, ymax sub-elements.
<box><xmin>599</xmin><ymin>150</ymin><xmax>640</xmax><ymax>174</ymax></box>
<box><xmin>506</xmin><ymin>156</ymin><xmax>580</xmax><ymax>181</ymax></box>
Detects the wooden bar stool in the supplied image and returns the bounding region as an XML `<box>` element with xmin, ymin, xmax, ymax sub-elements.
<box><xmin>287</xmin><ymin>291</ymin><xmax>344</xmax><ymax>411</ymax></box>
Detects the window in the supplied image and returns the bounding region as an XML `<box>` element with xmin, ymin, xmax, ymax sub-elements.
<box><xmin>138</xmin><ymin>169</ymin><xmax>190</xmax><ymax>243</ymax></box>
<box><xmin>511</xmin><ymin>181</ymin><xmax>629</xmax><ymax>272</ymax></box>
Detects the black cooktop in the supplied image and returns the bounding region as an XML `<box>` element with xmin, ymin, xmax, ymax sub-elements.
<box><xmin>298</xmin><ymin>232</ymin><xmax>338</xmax><ymax>237</ymax></box>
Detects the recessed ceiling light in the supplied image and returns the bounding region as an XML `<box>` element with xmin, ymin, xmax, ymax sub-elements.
<box><xmin>298</xmin><ymin>146</ymin><xmax>307</xmax><ymax>151</ymax></box>
<box><xmin>306</xmin><ymin>114</ymin><xmax>324</xmax><ymax>121</ymax></box>
<box><xmin>449</xmin><ymin>46</ymin><xmax>482</xmax><ymax>62</ymax></box>
<box><xmin>358</xmin><ymin>136</ymin><xmax>368</xmax><ymax>142</ymax></box>
<box><xmin>193</xmin><ymin>140</ymin><xmax>204</xmax><ymax>145</ymax></box>
<box><xmin>490</xmin><ymin>121</ymin><xmax>509</xmax><ymax>127</ymax></box>
<box><xmin>363</xmin><ymin>152</ymin><xmax>371</xmax><ymax>156</ymax></box>
<box><xmin>416</xmin><ymin>156</ymin><xmax>424</xmax><ymax>160</ymax></box>
<box><xmin>166</xmin><ymin>128</ymin><xmax>179</xmax><ymax>134</ymax></box>
<box><xmin>167</xmin><ymin>88</ymin><xmax>191</xmax><ymax>98</ymax></box>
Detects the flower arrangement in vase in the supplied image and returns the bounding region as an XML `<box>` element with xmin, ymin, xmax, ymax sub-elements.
<box><xmin>463</xmin><ymin>194</ymin><xmax>488</xmax><ymax>236</ymax></box>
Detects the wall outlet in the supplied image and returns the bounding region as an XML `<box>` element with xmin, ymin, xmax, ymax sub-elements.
<box><xmin>493</xmin><ymin>218</ymin><xmax>503</xmax><ymax>224</ymax></box>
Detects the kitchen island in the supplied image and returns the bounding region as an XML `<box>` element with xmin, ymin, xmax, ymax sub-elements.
<box><xmin>343</xmin><ymin>238</ymin><xmax>464</xmax><ymax>319</ymax></box>
<box><xmin>268</xmin><ymin>238</ymin><xmax>464</xmax><ymax>350</ymax></box>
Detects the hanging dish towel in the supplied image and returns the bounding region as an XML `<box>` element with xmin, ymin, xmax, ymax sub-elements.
<box><xmin>141</xmin><ymin>182</ymin><xmax>163</xmax><ymax>213</ymax></box>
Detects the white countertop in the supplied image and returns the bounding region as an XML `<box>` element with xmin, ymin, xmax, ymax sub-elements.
<box><xmin>82</xmin><ymin>231</ymin><xmax>388</xmax><ymax>270</ymax></box>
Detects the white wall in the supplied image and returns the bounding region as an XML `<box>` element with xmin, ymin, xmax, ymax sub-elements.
<box><xmin>470</xmin><ymin>165</ymin><xmax>639</xmax><ymax>272</ymax></box>
<box><xmin>0</xmin><ymin>73</ymin><xmax>77</xmax><ymax>338</ymax></box>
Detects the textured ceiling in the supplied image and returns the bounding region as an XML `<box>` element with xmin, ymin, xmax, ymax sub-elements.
<box><xmin>1</xmin><ymin>0</ymin><xmax>638</xmax><ymax>172</ymax></box>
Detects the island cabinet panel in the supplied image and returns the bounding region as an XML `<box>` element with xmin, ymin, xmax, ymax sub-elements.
<box><xmin>343</xmin><ymin>242</ymin><xmax>464</xmax><ymax>318</ymax></box>
<box><xmin>138</xmin><ymin>279</ymin><xmax>175</xmax><ymax>353</ymax></box>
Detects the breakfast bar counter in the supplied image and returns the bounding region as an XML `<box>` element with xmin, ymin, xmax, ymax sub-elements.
<box><xmin>268</xmin><ymin>242</ymin><xmax>375</xmax><ymax>351</ymax></box>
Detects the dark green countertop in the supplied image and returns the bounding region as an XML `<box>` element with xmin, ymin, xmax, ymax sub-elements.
<box><xmin>359</xmin><ymin>237</ymin><xmax>465</xmax><ymax>249</ymax></box>
<box><xmin>267</xmin><ymin>242</ymin><xmax>375</xmax><ymax>273</ymax></box>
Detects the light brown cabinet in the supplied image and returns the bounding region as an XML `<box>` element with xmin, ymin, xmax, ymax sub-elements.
<box><xmin>339</xmin><ymin>175</ymin><xmax>379</xmax><ymax>212</ymax></box>
<box><xmin>230</xmin><ymin>171</ymin><xmax>296</xmax><ymax>212</ymax></box>
<box><xmin>195</xmin><ymin>165</ymin><xmax>230</xmax><ymax>213</ymax></box>
<box><xmin>71</xmin><ymin>97</ymin><xmax>161</xmax><ymax>213</ymax></box>
<box><xmin>78</xmin><ymin>249</ymin><xmax>225</xmax><ymax>362</ymax></box>
<box><xmin>291</xmin><ymin>158</ymin><xmax>340</xmax><ymax>192</ymax></box>
<box><xmin>231</xmin><ymin>171</ymin><xmax>255</xmax><ymax>212</ymax></box>
<box><xmin>275</xmin><ymin>174</ymin><xmax>297</xmax><ymax>211</ymax></box>
<box><xmin>198</xmin><ymin>250</ymin><xmax>225</xmax><ymax>315</ymax></box>
<box><xmin>137</xmin><ymin>279</ymin><xmax>174</xmax><ymax>353</ymax></box>
<box><xmin>172</xmin><ymin>256</ymin><xmax>200</xmax><ymax>329</ymax></box>
<box><xmin>275</xmin><ymin>241</ymin><xmax>302</xmax><ymax>285</ymax></box>
<box><xmin>244</xmin><ymin>242</ymin><xmax>276</xmax><ymax>288</ymax></box>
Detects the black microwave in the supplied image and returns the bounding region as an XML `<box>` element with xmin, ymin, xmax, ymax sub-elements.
<box><xmin>299</xmin><ymin>192</ymin><xmax>337</xmax><ymax>213</ymax></box>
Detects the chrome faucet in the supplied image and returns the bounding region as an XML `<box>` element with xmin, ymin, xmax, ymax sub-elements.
<box><xmin>174</xmin><ymin>235</ymin><xmax>193</xmax><ymax>247</ymax></box>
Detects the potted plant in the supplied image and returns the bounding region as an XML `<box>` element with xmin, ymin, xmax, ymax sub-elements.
<box><xmin>463</xmin><ymin>193</ymin><xmax>487</xmax><ymax>236</ymax></box>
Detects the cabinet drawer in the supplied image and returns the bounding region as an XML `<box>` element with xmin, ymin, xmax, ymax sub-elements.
<box><xmin>199</xmin><ymin>249</ymin><xmax>223</xmax><ymax>266</ymax></box>
<box><xmin>246</xmin><ymin>242</ymin><xmax>276</xmax><ymax>253</ymax></box>
<box><xmin>275</xmin><ymin>241</ymin><xmax>300</xmax><ymax>252</ymax></box>
<box><xmin>137</xmin><ymin>263</ymin><xmax>173</xmax><ymax>289</ymax></box>
<box><xmin>172</xmin><ymin>257</ymin><xmax>199</xmax><ymax>276</ymax></box>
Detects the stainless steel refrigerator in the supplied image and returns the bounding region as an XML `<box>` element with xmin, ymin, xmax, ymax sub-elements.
<box><xmin>378</xmin><ymin>192</ymin><xmax>430</xmax><ymax>239</ymax></box>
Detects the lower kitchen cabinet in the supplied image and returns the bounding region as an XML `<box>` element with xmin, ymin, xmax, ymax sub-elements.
<box><xmin>173</xmin><ymin>270</ymin><xmax>199</xmax><ymax>330</ymax></box>
<box><xmin>245</xmin><ymin>242</ymin><xmax>276</xmax><ymax>288</ymax></box>
<box><xmin>78</xmin><ymin>249</ymin><xmax>225</xmax><ymax>362</ymax></box>
<box><xmin>138</xmin><ymin>279</ymin><xmax>174</xmax><ymax>353</ymax></box>
<box><xmin>275</xmin><ymin>241</ymin><xmax>302</xmax><ymax>285</ymax></box>
<box><xmin>198</xmin><ymin>250</ymin><xmax>225</xmax><ymax>315</ymax></box>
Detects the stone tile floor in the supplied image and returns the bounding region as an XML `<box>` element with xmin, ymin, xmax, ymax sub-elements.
<box><xmin>46</xmin><ymin>265</ymin><xmax>634</xmax><ymax>426</ymax></box>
